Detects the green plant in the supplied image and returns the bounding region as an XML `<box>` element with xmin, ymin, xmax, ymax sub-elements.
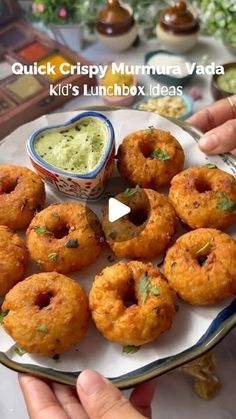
<box><xmin>200</xmin><ymin>0</ymin><xmax>236</xmax><ymax>44</ymax></box>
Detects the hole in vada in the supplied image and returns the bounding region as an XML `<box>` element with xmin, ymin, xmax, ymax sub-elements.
<box><xmin>123</xmin><ymin>282</ymin><xmax>138</xmax><ymax>307</ymax></box>
<box><xmin>35</xmin><ymin>291</ymin><xmax>53</xmax><ymax>309</ymax></box>
<box><xmin>128</xmin><ymin>207</ymin><xmax>148</xmax><ymax>226</ymax></box>
<box><xmin>50</xmin><ymin>224</ymin><xmax>70</xmax><ymax>239</ymax></box>
<box><xmin>2</xmin><ymin>180</ymin><xmax>17</xmax><ymax>194</ymax></box>
<box><xmin>195</xmin><ymin>178</ymin><xmax>212</xmax><ymax>193</ymax></box>
<box><xmin>196</xmin><ymin>255</ymin><xmax>208</xmax><ymax>267</ymax></box>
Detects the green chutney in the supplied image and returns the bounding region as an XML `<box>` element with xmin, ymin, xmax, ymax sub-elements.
<box><xmin>217</xmin><ymin>68</ymin><xmax>236</xmax><ymax>94</ymax></box>
<box><xmin>35</xmin><ymin>116</ymin><xmax>108</xmax><ymax>174</ymax></box>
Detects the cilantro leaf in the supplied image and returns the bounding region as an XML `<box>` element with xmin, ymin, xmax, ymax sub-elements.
<box><xmin>122</xmin><ymin>345</ymin><xmax>140</xmax><ymax>354</ymax></box>
<box><xmin>138</xmin><ymin>272</ymin><xmax>149</xmax><ymax>303</ymax></box>
<box><xmin>65</xmin><ymin>238</ymin><xmax>78</xmax><ymax>248</ymax></box>
<box><xmin>33</xmin><ymin>226</ymin><xmax>50</xmax><ymax>234</ymax></box>
<box><xmin>36</xmin><ymin>325</ymin><xmax>48</xmax><ymax>332</ymax></box>
<box><xmin>13</xmin><ymin>345</ymin><xmax>27</xmax><ymax>356</ymax></box>
<box><xmin>0</xmin><ymin>309</ymin><xmax>8</xmax><ymax>324</ymax></box>
<box><xmin>216</xmin><ymin>193</ymin><xmax>236</xmax><ymax>214</ymax></box>
<box><xmin>151</xmin><ymin>149</ymin><xmax>170</xmax><ymax>161</ymax></box>
<box><xmin>138</xmin><ymin>272</ymin><xmax>160</xmax><ymax>303</ymax></box>
<box><xmin>123</xmin><ymin>185</ymin><xmax>140</xmax><ymax>198</ymax></box>
<box><xmin>196</xmin><ymin>242</ymin><xmax>211</xmax><ymax>254</ymax></box>
<box><xmin>48</xmin><ymin>252</ymin><xmax>57</xmax><ymax>262</ymax></box>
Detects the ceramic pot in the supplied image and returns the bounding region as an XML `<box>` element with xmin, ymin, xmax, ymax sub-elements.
<box><xmin>96</xmin><ymin>0</ymin><xmax>137</xmax><ymax>52</ymax></box>
<box><xmin>156</xmin><ymin>1</ymin><xmax>199</xmax><ymax>53</ymax></box>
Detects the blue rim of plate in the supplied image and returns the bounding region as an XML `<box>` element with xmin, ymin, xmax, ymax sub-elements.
<box><xmin>133</xmin><ymin>94</ymin><xmax>193</xmax><ymax>120</ymax></box>
<box><xmin>27</xmin><ymin>111</ymin><xmax>115</xmax><ymax>180</ymax></box>
<box><xmin>1</xmin><ymin>106</ymin><xmax>236</xmax><ymax>389</ymax></box>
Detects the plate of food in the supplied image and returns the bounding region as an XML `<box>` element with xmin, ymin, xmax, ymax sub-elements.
<box><xmin>0</xmin><ymin>107</ymin><xmax>235</xmax><ymax>389</ymax></box>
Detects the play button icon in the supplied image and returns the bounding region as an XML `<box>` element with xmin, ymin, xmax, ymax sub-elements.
<box><xmin>108</xmin><ymin>198</ymin><xmax>131</xmax><ymax>222</ymax></box>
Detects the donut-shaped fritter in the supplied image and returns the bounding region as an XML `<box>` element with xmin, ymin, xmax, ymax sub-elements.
<box><xmin>0</xmin><ymin>165</ymin><xmax>45</xmax><ymax>229</ymax></box>
<box><xmin>117</xmin><ymin>128</ymin><xmax>184</xmax><ymax>188</ymax></box>
<box><xmin>163</xmin><ymin>228</ymin><xmax>236</xmax><ymax>305</ymax></box>
<box><xmin>89</xmin><ymin>261</ymin><xmax>175</xmax><ymax>346</ymax></box>
<box><xmin>102</xmin><ymin>188</ymin><xmax>176</xmax><ymax>258</ymax></box>
<box><xmin>0</xmin><ymin>226</ymin><xmax>28</xmax><ymax>296</ymax></box>
<box><xmin>168</xmin><ymin>165</ymin><xmax>236</xmax><ymax>229</ymax></box>
<box><xmin>27</xmin><ymin>202</ymin><xmax>103</xmax><ymax>273</ymax></box>
<box><xmin>2</xmin><ymin>272</ymin><xmax>89</xmax><ymax>354</ymax></box>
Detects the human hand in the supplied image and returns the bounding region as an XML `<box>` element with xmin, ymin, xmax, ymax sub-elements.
<box><xmin>187</xmin><ymin>95</ymin><xmax>236</xmax><ymax>156</ymax></box>
<box><xmin>19</xmin><ymin>369</ymin><xmax>157</xmax><ymax>419</ymax></box>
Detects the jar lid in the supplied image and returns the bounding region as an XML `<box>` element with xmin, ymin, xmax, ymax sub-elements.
<box><xmin>160</xmin><ymin>1</ymin><xmax>199</xmax><ymax>34</ymax></box>
<box><xmin>96</xmin><ymin>0</ymin><xmax>134</xmax><ymax>36</ymax></box>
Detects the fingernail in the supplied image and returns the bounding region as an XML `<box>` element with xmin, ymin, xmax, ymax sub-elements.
<box><xmin>78</xmin><ymin>370</ymin><xmax>106</xmax><ymax>395</ymax></box>
<box><xmin>199</xmin><ymin>133</ymin><xmax>219</xmax><ymax>152</ymax></box>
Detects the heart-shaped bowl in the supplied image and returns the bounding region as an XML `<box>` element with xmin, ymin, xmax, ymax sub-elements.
<box><xmin>27</xmin><ymin>111</ymin><xmax>115</xmax><ymax>200</ymax></box>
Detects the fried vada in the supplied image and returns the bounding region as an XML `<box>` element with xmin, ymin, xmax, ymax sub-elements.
<box><xmin>117</xmin><ymin>128</ymin><xmax>184</xmax><ymax>189</ymax></box>
<box><xmin>27</xmin><ymin>202</ymin><xmax>103</xmax><ymax>273</ymax></box>
<box><xmin>102</xmin><ymin>188</ymin><xmax>176</xmax><ymax>258</ymax></box>
<box><xmin>0</xmin><ymin>226</ymin><xmax>28</xmax><ymax>296</ymax></box>
<box><xmin>89</xmin><ymin>261</ymin><xmax>175</xmax><ymax>346</ymax></box>
<box><xmin>2</xmin><ymin>272</ymin><xmax>89</xmax><ymax>355</ymax></box>
<box><xmin>0</xmin><ymin>165</ymin><xmax>45</xmax><ymax>229</ymax></box>
<box><xmin>168</xmin><ymin>165</ymin><xmax>236</xmax><ymax>229</ymax></box>
<box><xmin>163</xmin><ymin>228</ymin><xmax>236</xmax><ymax>305</ymax></box>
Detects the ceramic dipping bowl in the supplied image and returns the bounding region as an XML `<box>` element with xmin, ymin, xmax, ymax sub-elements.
<box><xmin>145</xmin><ymin>50</ymin><xmax>196</xmax><ymax>87</ymax></box>
<box><xmin>27</xmin><ymin>111</ymin><xmax>115</xmax><ymax>200</ymax></box>
<box><xmin>211</xmin><ymin>62</ymin><xmax>236</xmax><ymax>100</ymax></box>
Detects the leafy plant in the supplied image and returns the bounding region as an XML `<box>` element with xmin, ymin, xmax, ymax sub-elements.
<box><xmin>200</xmin><ymin>0</ymin><xmax>236</xmax><ymax>44</ymax></box>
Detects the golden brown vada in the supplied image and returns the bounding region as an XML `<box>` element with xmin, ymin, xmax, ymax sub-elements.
<box><xmin>2</xmin><ymin>272</ymin><xmax>89</xmax><ymax>355</ymax></box>
<box><xmin>27</xmin><ymin>202</ymin><xmax>103</xmax><ymax>273</ymax></box>
<box><xmin>89</xmin><ymin>261</ymin><xmax>175</xmax><ymax>346</ymax></box>
<box><xmin>0</xmin><ymin>226</ymin><xmax>28</xmax><ymax>296</ymax></box>
<box><xmin>168</xmin><ymin>165</ymin><xmax>236</xmax><ymax>229</ymax></box>
<box><xmin>0</xmin><ymin>165</ymin><xmax>45</xmax><ymax>229</ymax></box>
<box><xmin>102</xmin><ymin>188</ymin><xmax>176</xmax><ymax>258</ymax></box>
<box><xmin>117</xmin><ymin>128</ymin><xmax>184</xmax><ymax>189</ymax></box>
<box><xmin>163</xmin><ymin>228</ymin><xmax>236</xmax><ymax>305</ymax></box>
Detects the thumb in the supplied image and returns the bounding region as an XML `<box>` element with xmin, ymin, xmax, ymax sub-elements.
<box><xmin>198</xmin><ymin>119</ymin><xmax>236</xmax><ymax>155</ymax></box>
<box><xmin>76</xmin><ymin>369</ymin><xmax>145</xmax><ymax>419</ymax></box>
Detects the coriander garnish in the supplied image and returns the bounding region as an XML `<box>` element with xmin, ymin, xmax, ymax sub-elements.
<box><xmin>0</xmin><ymin>309</ymin><xmax>8</xmax><ymax>324</ymax></box>
<box><xmin>48</xmin><ymin>252</ymin><xmax>57</xmax><ymax>262</ymax></box>
<box><xmin>123</xmin><ymin>185</ymin><xmax>140</xmax><ymax>198</ymax></box>
<box><xmin>205</xmin><ymin>163</ymin><xmax>217</xmax><ymax>169</ymax></box>
<box><xmin>196</xmin><ymin>242</ymin><xmax>211</xmax><ymax>254</ymax></box>
<box><xmin>151</xmin><ymin>149</ymin><xmax>170</xmax><ymax>161</ymax></box>
<box><xmin>122</xmin><ymin>345</ymin><xmax>140</xmax><ymax>354</ymax></box>
<box><xmin>65</xmin><ymin>238</ymin><xmax>78</xmax><ymax>248</ymax></box>
<box><xmin>216</xmin><ymin>193</ymin><xmax>236</xmax><ymax>214</ymax></box>
<box><xmin>138</xmin><ymin>272</ymin><xmax>160</xmax><ymax>303</ymax></box>
<box><xmin>145</xmin><ymin>125</ymin><xmax>154</xmax><ymax>135</ymax></box>
<box><xmin>33</xmin><ymin>226</ymin><xmax>50</xmax><ymax>234</ymax></box>
<box><xmin>36</xmin><ymin>325</ymin><xmax>48</xmax><ymax>333</ymax></box>
<box><xmin>13</xmin><ymin>345</ymin><xmax>27</xmax><ymax>356</ymax></box>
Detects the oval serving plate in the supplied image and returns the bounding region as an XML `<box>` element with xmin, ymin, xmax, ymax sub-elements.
<box><xmin>0</xmin><ymin>107</ymin><xmax>235</xmax><ymax>389</ymax></box>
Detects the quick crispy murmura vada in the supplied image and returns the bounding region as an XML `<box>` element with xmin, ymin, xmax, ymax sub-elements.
<box><xmin>2</xmin><ymin>272</ymin><xmax>89</xmax><ymax>355</ymax></box>
<box><xmin>102</xmin><ymin>187</ymin><xmax>176</xmax><ymax>258</ymax></box>
<box><xmin>89</xmin><ymin>261</ymin><xmax>175</xmax><ymax>346</ymax></box>
<box><xmin>0</xmin><ymin>165</ymin><xmax>45</xmax><ymax>229</ymax></box>
<box><xmin>0</xmin><ymin>226</ymin><xmax>28</xmax><ymax>296</ymax></box>
<box><xmin>168</xmin><ymin>165</ymin><xmax>236</xmax><ymax>229</ymax></box>
<box><xmin>117</xmin><ymin>128</ymin><xmax>184</xmax><ymax>189</ymax></box>
<box><xmin>27</xmin><ymin>202</ymin><xmax>103</xmax><ymax>273</ymax></box>
<box><xmin>163</xmin><ymin>228</ymin><xmax>236</xmax><ymax>305</ymax></box>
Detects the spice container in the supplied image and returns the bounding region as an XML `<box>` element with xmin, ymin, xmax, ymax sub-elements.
<box><xmin>156</xmin><ymin>1</ymin><xmax>200</xmax><ymax>53</ymax></box>
<box><xmin>96</xmin><ymin>0</ymin><xmax>137</xmax><ymax>52</ymax></box>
